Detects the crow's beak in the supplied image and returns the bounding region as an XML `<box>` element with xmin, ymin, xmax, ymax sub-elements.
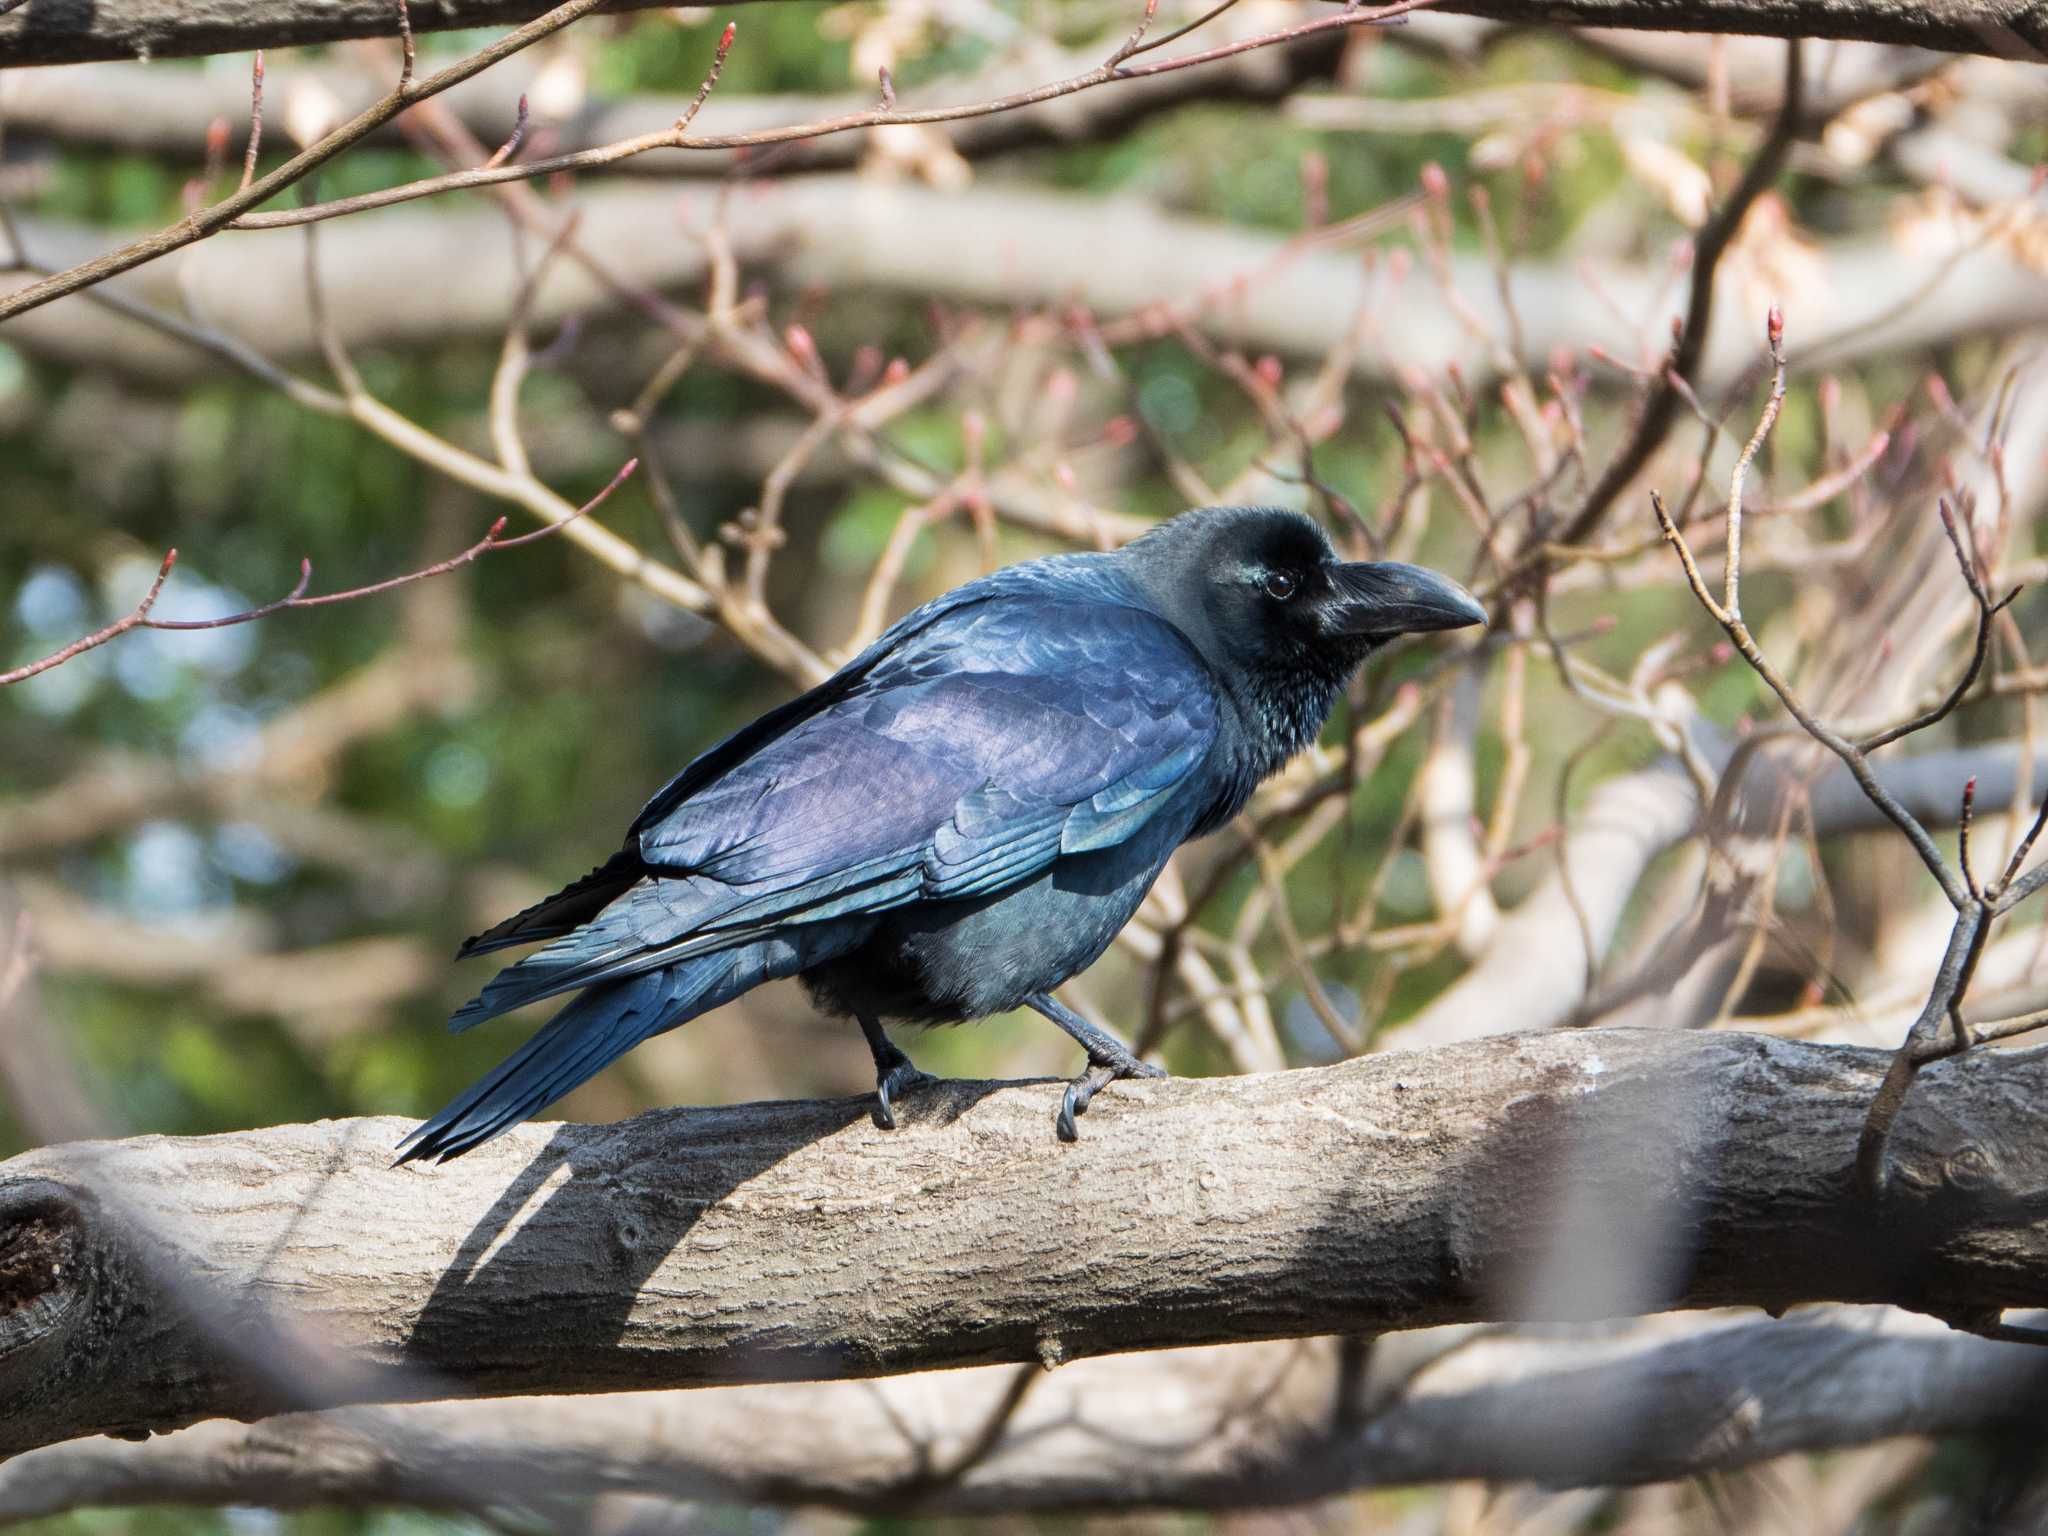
<box><xmin>1330</xmin><ymin>561</ymin><xmax>1487</xmax><ymax>639</ymax></box>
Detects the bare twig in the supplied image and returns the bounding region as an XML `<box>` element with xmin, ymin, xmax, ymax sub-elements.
<box><xmin>238</xmin><ymin>53</ymin><xmax>266</xmax><ymax>193</ymax></box>
<box><xmin>1105</xmin><ymin>0</ymin><xmax>1161</xmax><ymax>68</ymax></box>
<box><xmin>224</xmin><ymin>1</ymin><xmax>1429</xmax><ymax>231</ymax></box>
<box><xmin>482</xmin><ymin>95</ymin><xmax>529</xmax><ymax>169</ymax></box>
<box><xmin>1</xmin><ymin>461</ymin><xmax>636</xmax><ymax>688</ymax></box>
<box><xmin>1547</xmin><ymin>39</ymin><xmax>1802</xmax><ymax>561</ymax></box>
<box><xmin>676</xmin><ymin>20</ymin><xmax>737</xmax><ymax>133</ymax></box>
<box><xmin>395</xmin><ymin>0</ymin><xmax>416</xmax><ymax>90</ymax></box>
<box><xmin>0</xmin><ymin>549</ymin><xmax>178</xmax><ymax>688</ymax></box>
<box><xmin>1652</xmin><ymin>494</ymin><xmax>1966</xmax><ymax>907</ymax></box>
<box><xmin>0</xmin><ymin>0</ymin><xmax>616</xmax><ymax>323</ymax></box>
<box><xmin>1853</xmin><ymin>502</ymin><xmax>2023</xmax><ymax>754</ymax></box>
<box><xmin>1722</xmin><ymin>303</ymin><xmax>1784</xmax><ymax>621</ymax></box>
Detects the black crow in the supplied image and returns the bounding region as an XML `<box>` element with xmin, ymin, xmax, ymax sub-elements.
<box><xmin>398</xmin><ymin>505</ymin><xmax>1483</xmax><ymax>1162</ymax></box>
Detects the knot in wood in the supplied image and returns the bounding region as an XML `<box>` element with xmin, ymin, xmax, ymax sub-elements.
<box><xmin>0</xmin><ymin>1178</ymin><xmax>88</xmax><ymax>1360</ymax></box>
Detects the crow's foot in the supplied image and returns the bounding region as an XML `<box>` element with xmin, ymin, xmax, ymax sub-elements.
<box><xmin>1023</xmin><ymin>991</ymin><xmax>1166</xmax><ymax>1141</ymax></box>
<box><xmin>1056</xmin><ymin>1052</ymin><xmax>1167</xmax><ymax>1142</ymax></box>
<box><xmin>859</xmin><ymin>1013</ymin><xmax>935</xmax><ymax>1130</ymax></box>
<box><xmin>872</xmin><ymin>1057</ymin><xmax>937</xmax><ymax>1131</ymax></box>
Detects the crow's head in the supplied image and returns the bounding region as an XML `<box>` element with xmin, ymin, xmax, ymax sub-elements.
<box><xmin>1124</xmin><ymin>505</ymin><xmax>1485</xmax><ymax>766</ymax></box>
<box><xmin>1128</xmin><ymin>504</ymin><xmax>1484</xmax><ymax>667</ymax></box>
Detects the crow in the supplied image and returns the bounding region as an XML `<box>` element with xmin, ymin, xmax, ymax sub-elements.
<box><xmin>397</xmin><ymin>505</ymin><xmax>1483</xmax><ymax>1163</ymax></box>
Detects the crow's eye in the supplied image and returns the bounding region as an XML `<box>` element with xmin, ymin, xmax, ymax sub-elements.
<box><xmin>1262</xmin><ymin>571</ymin><xmax>1298</xmax><ymax>601</ymax></box>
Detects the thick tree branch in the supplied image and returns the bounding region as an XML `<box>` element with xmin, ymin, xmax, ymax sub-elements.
<box><xmin>1438</xmin><ymin>0</ymin><xmax>2046</xmax><ymax>55</ymax></box>
<box><xmin>3</xmin><ymin>0</ymin><xmax>2044</xmax><ymax>67</ymax></box>
<box><xmin>4</xmin><ymin>1309</ymin><xmax>2045</xmax><ymax>1520</ymax></box>
<box><xmin>4</xmin><ymin>1028</ymin><xmax>2048</xmax><ymax>1462</ymax></box>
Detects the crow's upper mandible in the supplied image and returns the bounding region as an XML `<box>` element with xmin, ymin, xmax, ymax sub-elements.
<box><xmin>398</xmin><ymin>504</ymin><xmax>1485</xmax><ymax>1162</ymax></box>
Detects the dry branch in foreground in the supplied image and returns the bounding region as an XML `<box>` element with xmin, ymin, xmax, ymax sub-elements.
<box><xmin>4</xmin><ymin>1027</ymin><xmax>2047</xmax><ymax>1462</ymax></box>
<box><xmin>3</xmin><ymin>0</ymin><xmax>2043</xmax><ymax>67</ymax></box>
<box><xmin>0</xmin><ymin>31</ymin><xmax>1348</xmax><ymax>171</ymax></box>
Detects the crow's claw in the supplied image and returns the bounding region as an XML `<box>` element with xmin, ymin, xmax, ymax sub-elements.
<box><xmin>872</xmin><ymin>1059</ymin><xmax>936</xmax><ymax>1130</ymax></box>
<box><xmin>1055</xmin><ymin>1055</ymin><xmax>1166</xmax><ymax>1142</ymax></box>
<box><xmin>860</xmin><ymin>1013</ymin><xmax>936</xmax><ymax>1130</ymax></box>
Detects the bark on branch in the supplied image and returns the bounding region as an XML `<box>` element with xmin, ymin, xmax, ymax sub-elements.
<box><xmin>2</xmin><ymin>0</ymin><xmax>2043</xmax><ymax>67</ymax></box>
<box><xmin>3</xmin><ymin>1027</ymin><xmax>2047</xmax><ymax>1463</ymax></box>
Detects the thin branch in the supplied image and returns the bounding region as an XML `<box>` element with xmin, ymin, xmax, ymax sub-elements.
<box><xmin>1</xmin><ymin>461</ymin><xmax>635</xmax><ymax>688</ymax></box>
<box><xmin>224</xmin><ymin>0</ymin><xmax>1430</xmax><ymax>232</ymax></box>
<box><xmin>1854</xmin><ymin>903</ymin><xmax>1990</xmax><ymax>1195</ymax></box>
<box><xmin>1722</xmin><ymin>303</ymin><xmax>1784</xmax><ymax>621</ymax></box>
<box><xmin>0</xmin><ymin>0</ymin><xmax>617</xmax><ymax>323</ymax></box>
<box><xmin>237</xmin><ymin>52</ymin><xmax>265</xmax><ymax>193</ymax></box>
<box><xmin>1546</xmin><ymin>39</ymin><xmax>1802</xmax><ymax>560</ymax></box>
<box><xmin>676</xmin><ymin>20</ymin><xmax>737</xmax><ymax>133</ymax></box>
<box><xmin>482</xmin><ymin>95</ymin><xmax>530</xmax><ymax>169</ymax></box>
<box><xmin>395</xmin><ymin>0</ymin><xmax>416</xmax><ymax>90</ymax></box>
<box><xmin>1124</xmin><ymin>0</ymin><xmax>1242</xmax><ymax>59</ymax></box>
<box><xmin>1855</xmin><ymin>500</ymin><xmax>2021</xmax><ymax>754</ymax></box>
<box><xmin>0</xmin><ymin>551</ymin><xmax>177</xmax><ymax>688</ymax></box>
<box><xmin>1960</xmin><ymin>775</ymin><xmax>1982</xmax><ymax>899</ymax></box>
<box><xmin>1990</xmin><ymin>790</ymin><xmax>2048</xmax><ymax>905</ymax></box>
<box><xmin>1651</xmin><ymin>499</ymin><xmax>1964</xmax><ymax>906</ymax></box>
<box><xmin>1105</xmin><ymin>0</ymin><xmax>1161</xmax><ymax>68</ymax></box>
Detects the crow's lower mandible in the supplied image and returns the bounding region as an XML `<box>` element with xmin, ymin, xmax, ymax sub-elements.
<box><xmin>399</xmin><ymin>505</ymin><xmax>1484</xmax><ymax>1162</ymax></box>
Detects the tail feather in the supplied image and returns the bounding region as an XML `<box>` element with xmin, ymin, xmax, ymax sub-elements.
<box><xmin>398</xmin><ymin>958</ymin><xmax>730</xmax><ymax>1165</ymax></box>
<box><xmin>447</xmin><ymin>880</ymin><xmax>750</xmax><ymax>1035</ymax></box>
<box><xmin>455</xmin><ymin>851</ymin><xmax>645</xmax><ymax>960</ymax></box>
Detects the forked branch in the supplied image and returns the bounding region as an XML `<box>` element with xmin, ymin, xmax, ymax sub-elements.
<box><xmin>1652</xmin><ymin>312</ymin><xmax>2045</xmax><ymax>1245</ymax></box>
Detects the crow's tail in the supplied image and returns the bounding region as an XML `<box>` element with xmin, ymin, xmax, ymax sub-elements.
<box><xmin>396</xmin><ymin>955</ymin><xmax>736</xmax><ymax>1165</ymax></box>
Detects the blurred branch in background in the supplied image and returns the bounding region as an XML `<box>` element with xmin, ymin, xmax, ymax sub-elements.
<box><xmin>1</xmin><ymin>27</ymin><xmax>1352</xmax><ymax>176</ymax></box>
<box><xmin>5</xmin><ymin>1309</ymin><xmax>2046</xmax><ymax>1520</ymax></box>
<box><xmin>10</xmin><ymin>180</ymin><xmax>2047</xmax><ymax>388</ymax></box>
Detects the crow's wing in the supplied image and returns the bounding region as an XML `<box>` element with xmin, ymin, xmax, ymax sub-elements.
<box><xmin>450</xmin><ymin>594</ymin><xmax>1218</xmax><ymax>1030</ymax></box>
<box><xmin>454</xmin><ymin>577</ymin><xmax>1013</xmax><ymax>960</ymax></box>
<box><xmin>458</xmin><ymin>558</ymin><xmax>1144</xmax><ymax>959</ymax></box>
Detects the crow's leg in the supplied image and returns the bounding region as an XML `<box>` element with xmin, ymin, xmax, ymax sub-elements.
<box><xmin>859</xmin><ymin>1013</ymin><xmax>934</xmax><ymax>1130</ymax></box>
<box><xmin>1024</xmin><ymin>992</ymin><xmax>1167</xmax><ymax>1141</ymax></box>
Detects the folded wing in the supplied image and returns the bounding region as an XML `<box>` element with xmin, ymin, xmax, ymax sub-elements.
<box><xmin>448</xmin><ymin>593</ymin><xmax>1219</xmax><ymax>1032</ymax></box>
